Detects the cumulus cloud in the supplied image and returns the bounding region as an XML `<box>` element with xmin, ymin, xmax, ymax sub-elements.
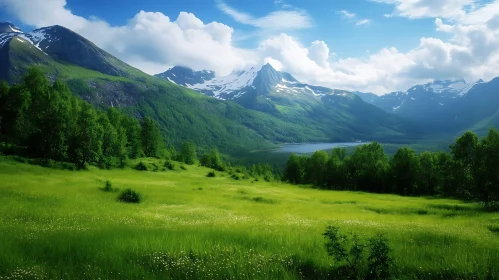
<box><xmin>216</xmin><ymin>1</ymin><xmax>312</xmax><ymax>30</ymax></box>
<box><xmin>2</xmin><ymin>0</ymin><xmax>499</xmax><ymax>95</ymax></box>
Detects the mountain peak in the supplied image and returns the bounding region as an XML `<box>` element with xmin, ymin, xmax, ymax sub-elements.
<box><xmin>0</xmin><ymin>22</ymin><xmax>22</xmax><ymax>34</ymax></box>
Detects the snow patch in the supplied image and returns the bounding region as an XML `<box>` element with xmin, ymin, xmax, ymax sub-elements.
<box><xmin>187</xmin><ymin>65</ymin><xmax>261</xmax><ymax>98</ymax></box>
<box><xmin>10</xmin><ymin>26</ymin><xmax>22</xmax><ymax>33</ymax></box>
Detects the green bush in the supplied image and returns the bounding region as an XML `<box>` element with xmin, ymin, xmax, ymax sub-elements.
<box><xmin>164</xmin><ymin>160</ymin><xmax>175</xmax><ymax>170</ymax></box>
<box><xmin>118</xmin><ymin>188</ymin><xmax>142</xmax><ymax>203</ymax></box>
<box><xmin>180</xmin><ymin>165</ymin><xmax>187</xmax><ymax>170</ymax></box>
<box><xmin>323</xmin><ymin>226</ymin><xmax>393</xmax><ymax>279</ymax></box>
<box><xmin>102</xmin><ymin>180</ymin><xmax>119</xmax><ymax>192</ymax></box>
<box><xmin>206</xmin><ymin>171</ymin><xmax>216</xmax><ymax>177</ymax></box>
<box><xmin>135</xmin><ymin>162</ymin><xmax>148</xmax><ymax>171</ymax></box>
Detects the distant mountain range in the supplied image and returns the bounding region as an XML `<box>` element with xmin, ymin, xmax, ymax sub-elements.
<box><xmin>0</xmin><ymin>22</ymin><xmax>419</xmax><ymax>154</ymax></box>
<box><xmin>356</xmin><ymin>79</ymin><xmax>499</xmax><ymax>134</ymax></box>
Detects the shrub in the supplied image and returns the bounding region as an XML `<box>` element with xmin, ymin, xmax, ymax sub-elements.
<box><xmin>118</xmin><ymin>188</ymin><xmax>142</xmax><ymax>203</ymax></box>
<box><xmin>367</xmin><ymin>234</ymin><xmax>393</xmax><ymax>280</ymax></box>
<box><xmin>164</xmin><ymin>160</ymin><xmax>175</xmax><ymax>170</ymax></box>
<box><xmin>323</xmin><ymin>226</ymin><xmax>393</xmax><ymax>279</ymax></box>
<box><xmin>206</xmin><ymin>171</ymin><xmax>216</xmax><ymax>177</ymax></box>
<box><xmin>104</xmin><ymin>181</ymin><xmax>113</xmax><ymax>191</ymax></box>
<box><xmin>180</xmin><ymin>165</ymin><xmax>187</xmax><ymax>170</ymax></box>
<box><xmin>135</xmin><ymin>162</ymin><xmax>148</xmax><ymax>171</ymax></box>
<box><xmin>102</xmin><ymin>180</ymin><xmax>119</xmax><ymax>192</ymax></box>
<box><xmin>231</xmin><ymin>174</ymin><xmax>240</xmax><ymax>180</ymax></box>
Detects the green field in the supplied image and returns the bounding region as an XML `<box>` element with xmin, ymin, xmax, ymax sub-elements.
<box><xmin>0</xmin><ymin>157</ymin><xmax>498</xmax><ymax>279</ymax></box>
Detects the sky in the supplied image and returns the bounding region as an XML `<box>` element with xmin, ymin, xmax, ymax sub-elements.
<box><xmin>1</xmin><ymin>0</ymin><xmax>499</xmax><ymax>94</ymax></box>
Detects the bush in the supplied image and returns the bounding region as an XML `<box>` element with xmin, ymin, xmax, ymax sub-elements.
<box><xmin>118</xmin><ymin>188</ymin><xmax>142</xmax><ymax>203</ymax></box>
<box><xmin>135</xmin><ymin>162</ymin><xmax>148</xmax><ymax>171</ymax></box>
<box><xmin>231</xmin><ymin>174</ymin><xmax>240</xmax><ymax>180</ymax></box>
<box><xmin>180</xmin><ymin>165</ymin><xmax>187</xmax><ymax>170</ymax></box>
<box><xmin>164</xmin><ymin>160</ymin><xmax>175</xmax><ymax>170</ymax></box>
<box><xmin>102</xmin><ymin>180</ymin><xmax>119</xmax><ymax>192</ymax></box>
<box><xmin>323</xmin><ymin>226</ymin><xmax>393</xmax><ymax>279</ymax></box>
<box><xmin>206</xmin><ymin>171</ymin><xmax>216</xmax><ymax>177</ymax></box>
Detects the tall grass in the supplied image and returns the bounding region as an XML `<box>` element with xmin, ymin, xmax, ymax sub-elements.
<box><xmin>0</xmin><ymin>157</ymin><xmax>498</xmax><ymax>279</ymax></box>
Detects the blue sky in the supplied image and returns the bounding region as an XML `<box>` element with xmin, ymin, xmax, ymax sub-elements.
<box><xmin>2</xmin><ymin>0</ymin><xmax>443</xmax><ymax>58</ymax></box>
<box><xmin>1</xmin><ymin>0</ymin><xmax>499</xmax><ymax>94</ymax></box>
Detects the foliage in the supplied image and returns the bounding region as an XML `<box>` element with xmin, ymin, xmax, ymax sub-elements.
<box><xmin>199</xmin><ymin>148</ymin><xmax>224</xmax><ymax>171</ymax></box>
<box><xmin>135</xmin><ymin>162</ymin><xmax>148</xmax><ymax>171</ymax></box>
<box><xmin>0</xmin><ymin>68</ymin><xmax>166</xmax><ymax>169</ymax></box>
<box><xmin>206</xmin><ymin>171</ymin><xmax>216</xmax><ymax>177</ymax></box>
<box><xmin>118</xmin><ymin>188</ymin><xmax>142</xmax><ymax>203</ymax></box>
<box><xmin>284</xmin><ymin>130</ymin><xmax>499</xmax><ymax>204</ymax></box>
<box><xmin>164</xmin><ymin>160</ymin><xmax>175</xmax><ymax>170</ymax></box>
<box><xmin>323</xmin><ymin>226</ymin><xmax>393</xmax><ymax>279</ymax></box>
<box><xmin>178</xmin><ymin>142</ymin><xmax>197</xmax><ymax>165</ymax></box>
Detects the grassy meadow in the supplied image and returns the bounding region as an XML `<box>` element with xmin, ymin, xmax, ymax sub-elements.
<box><xmin>0</xmin><ymin>157</ymin><xmax>498</xmax><ymax>279</ymax></box>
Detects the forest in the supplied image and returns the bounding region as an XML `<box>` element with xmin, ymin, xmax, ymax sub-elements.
<box><xmin>284</xmin><ymin>132</ymin><xmax>499</xmax><ymax>205</ymax></box>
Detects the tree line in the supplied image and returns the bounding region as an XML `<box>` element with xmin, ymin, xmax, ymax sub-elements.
<box><xmin>284</xmin><ymin>130</ymin><xmax>499</xmax><ymax>204</ymax></box>
<box><xmin>0</xmin><ymin>68</ymin><xmax>183</xmax><ymax>168</ymax></box>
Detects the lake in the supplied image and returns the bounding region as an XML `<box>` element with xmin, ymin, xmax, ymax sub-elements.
<box><xmin>275</xmin><ymin>142</ymin><xmax>367</xmax><ymax>153</ymax></box>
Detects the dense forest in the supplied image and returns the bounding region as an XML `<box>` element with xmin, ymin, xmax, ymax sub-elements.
<box><xmin>0</xmin><ymin>69</ymin><xmax>278</xmax><ymax>180</ymax></box>
<box><xmin>283</xmin><ymin>132</ymin><xmax>499</xmax><ymax>204</ymax></box>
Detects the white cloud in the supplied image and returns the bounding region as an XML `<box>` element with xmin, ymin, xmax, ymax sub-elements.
<box><xmin>371</xmin><ymin>0</ymin><xmax>477</xmax><ymax>20</ymax></box>
<box><xmin>356</xmin><ymin>19</ymin><xmax>371</xmax><ymax>25</ymax></box>
<box><xmin>338</xmin><ymin>9</ymin><xmax>372</xmax><ymax>26</ymax></box>
<box><xmin>216</xmin><ymin>1</ymin><xmax>312</xmax><ymax>30</ymax></box>
<box><xmin>339</xmin><ymin>10</ymin><xmax>356</xmax><ymax>19</ymax></box>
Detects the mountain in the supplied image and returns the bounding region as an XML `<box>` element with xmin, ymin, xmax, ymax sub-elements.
<box><xmin>156</xmin><ymin>64</ymin><xmax>421</xmax><ymax>142</ymax></box>
<box><xmin>357</xmin><ymin>79</ymin><xmax>498</xmax><ymax>134</ymax></box>
<box><xmin>0</xmin><ymin>22</ymin><xmax>419</xmax><ymax>155</ymax></box>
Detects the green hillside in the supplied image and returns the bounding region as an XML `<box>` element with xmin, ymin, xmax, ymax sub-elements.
<box><xmin>0</xmin><ymin>157</ymin><xmax>497</xmax><ymax>279</ymax></box>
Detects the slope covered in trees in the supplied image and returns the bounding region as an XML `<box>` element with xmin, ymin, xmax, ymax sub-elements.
<box><xmin>0</xmin><ymin>68</ymin><xmax>166</xmax><ymax>168</ymax></box>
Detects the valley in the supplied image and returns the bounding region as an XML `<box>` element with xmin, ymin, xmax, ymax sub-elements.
<box><xmin>1</xmin><ymin>10</ymin><xmax>499</xmax><ymax>280</ymax></box>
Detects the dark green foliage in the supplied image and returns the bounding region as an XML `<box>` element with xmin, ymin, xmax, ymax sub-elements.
<box><xmin>102</xmin><ymin>180</ymin><xmax>119</xmax><ymax>192</ymax></box>
<box><xmin>178</xmin><ymin>142</ymin><xmax>197</xmax><ymax>165</ymax></box>
<box><xmin>135</xmin><ymin>162</ymin><xmax>148</xmax><ymax>171</ymax></box>
<box><xmin>180</xmin><ymin>165</ymin><xmax>187</xmax><ymax>170</ymax></box>
<box><xmin>118</xmin><ymin>188</ymin><xmax>141</xmax><ymax>203</ymax></box>
<box><xmin>323</xmin><ymin>226</ymin><xmax>393</xmax><ymax>279</ymax></box>
<box><xmin>206</xmin><ymin>171</ymin><xmax>216</xmax><ymax>177</ymax></box>
<box><xmin>0</xmin><ymin>68</ymin><xmax>171</xmax><ymax>169</ymax></box>
<box><xmin>164</xmin><ymin>160</ymin><xmax>175</xmax><ymax>170</ymax></box>
<box><xmin>284</xmin><ymin>130</ymin><xmax>499</xmax><ymax>204</ymax></box>
<box><xmin>367</xmin><ymin>234</ymin><xmax>393</xmax><ymax>280</ymax></box>
<box><xmin>141</xmin><ymin>117</ymin><xmax>163</xmax><ymax>158</ymax></box>
<box><xmin>199</xmin><ymin>148</ymin><xmax>224</xmax><ymax>171</ymax></box>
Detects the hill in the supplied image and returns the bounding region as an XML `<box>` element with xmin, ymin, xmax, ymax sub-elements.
<box><xmin>0</xmin><ymin>157</ymin><xmax>498</xmax><ymax>279</ymax></box>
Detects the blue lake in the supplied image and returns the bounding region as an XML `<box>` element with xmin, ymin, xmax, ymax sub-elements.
<box><xmin>275</xmin><ymin>142</ymin><xmax>367</xmax><ymax>153</ymax></box>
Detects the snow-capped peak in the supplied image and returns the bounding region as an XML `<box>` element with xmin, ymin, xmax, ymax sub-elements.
<box><xmin>423</xmin><ymin>79</ymin><xmax>467</xmax><ymax>93</ymax></box>
<box><xmin>458</xmin><ymin>79</ymin><xmax>485</xmax><ymax>96</ymax></box>
<box><xmin>186</xmin><ymin>65</ymin><xmax>261</xmax><ymax>98</ymax></box>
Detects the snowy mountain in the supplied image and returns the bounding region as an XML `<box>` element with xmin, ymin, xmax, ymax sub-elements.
<box><xmin>0</xmin><ymin>23</ymin><xmax>133</xmax><ymax>80</ymax></box>
<box><xmin>156</xmin><ymin>63</ymin><xmax>355</xmax><ymax>102</ymax></box>
<box><xmin>357</xmin><ymin>78</ymin><xmax>499</xmax><ymax>133</ymax></box>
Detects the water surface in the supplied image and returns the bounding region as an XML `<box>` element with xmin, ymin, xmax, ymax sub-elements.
<box><xmin>275</xmin><ymin>142</ymin><xmax>367</xmax><ymax>153</ymax></box>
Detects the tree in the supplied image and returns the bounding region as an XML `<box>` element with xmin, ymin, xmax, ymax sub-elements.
<box><xmin>70</xmin><ymin>102</ymin><xmax>103</xmax><ymax>168</ymax></box>
<box><xmin>304</xmin><ymin>150</ymin><xmax>329</xmax><ymax>186</ymax></box>
<box><xmin>141</xmin><ymin>117</ymin><xmax>163</xmax><ymax>158</ymax></box>
<box><xmin>390</xmin><ymin>148</ymin><xmax>419</xmax><ymax>195</ymax></box>
<box><xmin>346</xmin><ymin>142</ymin><xmax>389</xmax><ymax>193</ymax></box>
<box><xmin>325</xmin><ymin>148</ymin><xmax>348</xmax><ymax>190</ymax></box>
<box><xmin>284</xmin><ymin>153</ymin><xmax>306</xmax><ymax>184</ymax></box>
<box><xmin>179</xmin><ymin>141</ymin><xmax>197</xmax><ymax>164</ymax></box>
<box><xmin>451</xmin><ymin>131</ymin><xmax>483</xmax><ymax>200</ymax></box>
<box><xmin>200</xmin><ymin>148</ymin><xmax>224</xmax><ymax>171</ymax></box>
<box><xmin>417</xmin><ymin>152</ymin><xmax>438</xmax><ymax>195</ymax></box>
<box><xmin>479</xmin><ymin>128</ymin><xmax>499</xmax><ymax>203</ymax></box>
